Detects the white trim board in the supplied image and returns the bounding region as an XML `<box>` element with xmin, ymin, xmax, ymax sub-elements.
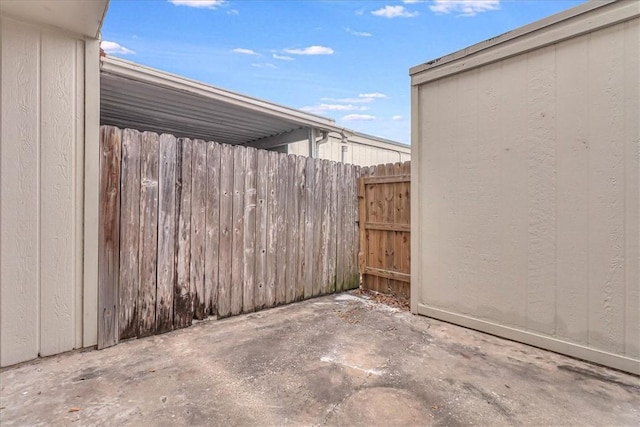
<box><xmin>417</xmin><ymin>304</ymin><xmax>640</xmax><ymax>375</ymax></box>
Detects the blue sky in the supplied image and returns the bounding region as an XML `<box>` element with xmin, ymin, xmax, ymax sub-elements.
<box><xmin>101</xmin><ymin>0</ymin><xmax>586</xmax><ymax>144</ymax></box>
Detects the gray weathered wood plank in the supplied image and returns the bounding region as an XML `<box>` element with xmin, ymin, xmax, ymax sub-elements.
<box><xmin>303</xmin><ymin>157</ymin><xmax>315</xmax><ymax>299</ymax></box>
<box><xmin>98</xmin><ymin>126</ymin><xmax>122</xmax><ymax>349</ymax></box>
<box><xmin>335</xmin><ymin>161</ymin><xmax>346</xmax><ymax>292</ymax></box>
<box><xmin>327</xmin><ymin>161</ymin><xmax>338</xmax><ymax>293</ymax></box>
<box><xmin>265</xmin><ymin>151</ymin><xmax>278</xmax><ymax>308</ymax></box>
<box><xmin>205</xmin><ymin>141</ymin><xmax>221</xmax><ymax>316</ymax></box>
<box><xmin>285</xmin><ymin>155</ymin><xmax>299</xmax><ymax>303</ymax></box>
<box><xmin>157</xmin><ymin>133</ymin><xmax>177</xmax><ymax>333</ymax></box>
<box><xmin>255</xmin><ymin>149</ymin><xmax>269</xmax><ymax>310</ymax></box>
<box><xmin>320</xmin><ymin>160</ymin><xmax>332</xmax><ymax>294</ymax></box>
<box><xmin>312</xmin><ymin>159</ymin><xmax>324</xmax><ymax>297</ymax></box>
<box><xmin>137</xmin><ymin>132</ymin><xmax>160</xmax><ymax>337</ymax></box>
<box><xmin>118</xmin><ymin>128</ymin><xmax>141</xmax><ymax>340</ymax></box>
<box><xmin>231</xmin><ymin>146</ymin><xmax>245</xmax><ymax>316</ymax></box>
<box><xmin>175</xmin><ymin>138</ymin><xmax>193</xmax><ymax>329</ymax></box>
<box><xmin>190</xmin><ymin>139</ymin><xmax>207</xmax><ymax>320</ymax></box>
<box><xmin>243</xmin><ymin>147</ymin><xmax>257</xmax><ymax>313</ymax></box>
<box><xmin>275</xmin><ymin>153</ymin><xmax>288</xmax><ymax>305</ymax></box>
<box><xmin>217</xmin><ymin>144</ymin><xmax>234</xmax><ymax>318</ymax></box>
<box><xmin>295</xmin><ymin>155</ymin><xmax>307</xmax><ymax>301</ymax></box>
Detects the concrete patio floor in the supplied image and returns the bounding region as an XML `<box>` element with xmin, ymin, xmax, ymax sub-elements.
<box><xmin>1</xmin><ymin>292</ymin><xmax>638</xmax><ymax>426</ymax></box>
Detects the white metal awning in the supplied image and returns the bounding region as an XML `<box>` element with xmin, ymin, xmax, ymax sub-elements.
<box><xmin>100</xmin><ymin>56</ymin><xmax>353</xmax><ymax>148</ymax></box>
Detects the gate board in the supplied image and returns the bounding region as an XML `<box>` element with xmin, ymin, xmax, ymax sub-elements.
<box><xmin>358</xmin><ymin>161</ymin><xmax>411</xmax><ymax>298</ymax></box>
<box><xmin>97</xmin><ymin>126</ymin><xmax>362</xmax><ymax>346</ymax></box>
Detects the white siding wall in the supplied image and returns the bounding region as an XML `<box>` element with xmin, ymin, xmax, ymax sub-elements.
<box><xmin>288</xmin><ymin>134</ymin><xmax>410</xmax><ymax>166</ymax></box>
<box><xmin>1</xmin><ymin>17</ymin><xmax>86</xmax><ymax>366</ymax></box>
<box><xmin>412</xmin><ymin>15</ymin><xmax>639</xmax><ymax>372</ymax></box>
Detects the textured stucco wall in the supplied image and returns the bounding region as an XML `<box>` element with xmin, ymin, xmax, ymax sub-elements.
<box><xmin>412</xmin><ymin>16</ymin><xmax>639</xmax><ymax>372</ymax></box>
<box><xmin>288</xmin><ymin>134</ymin><xmax>410</xmax><ymax>166</ymax></box>
<box><xmin>1</xmin><ymin>17</ymin><xmax>86</xmax><ymax>367</ymax></box>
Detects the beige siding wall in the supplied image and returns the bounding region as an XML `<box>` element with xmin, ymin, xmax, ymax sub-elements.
<box><xmin>288</xmin><ymin>134</ymin><xmax>410</xmax><ymax>166</ymax></box>
<box><xmin>1</xmin><ymin>17</ymin><xmax>86</xmax><ymax>366</ymax></box>
<box><xmin>412</xmin><ymin>16</ymin><xmax>639</xmax><ymax>372</ymax></box>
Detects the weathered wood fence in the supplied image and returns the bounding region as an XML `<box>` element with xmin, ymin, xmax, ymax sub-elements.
<box><xmin>358</xmin><ymin>162</ymin><xmax>411</xmax><ymax>298</ymax></box>
<box><xmin>98</xmin><ymin>126</ymin><xmax>361</xmax><ymax>349</ymax></box>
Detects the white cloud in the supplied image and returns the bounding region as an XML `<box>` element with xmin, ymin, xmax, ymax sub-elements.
<box><xmin>101</xmin><ymin>41</ymin><xmax>135</xmax><ymax>55</ymax></box>
<box><xmin>346</xmin><ymin>28</ymin><xmax>372</xmax><ymax>37</ymax></box>
<box><xmin>403</xmin><ymin>0</ymin><xmax>425</xmax><ymax>3</ymax></box>
<box><xmin>429</xmin><ymin>0</ymin><xmax>500</xmax><ymax>16</ymax></box>
<box><xmin>359</xmin><ymin>92</ymin><xmax>386</xmax><ymax>99</ymax></box>
<box><xmin>233</xmin><ymin>48</ymin><xmax>258</xmax><ymax>55</ymax></box>
<box><xmin>273</xmin><ymin>54</ymin><xmax>294</xmax><ymax>61</ymax></box>
<box><xmin>343</xmin><ymin>114</ymin><xmax>376</xmax><ymax>121</ymax></box>
<box><xmin>283</xmin><ymin>45</ymin><xmax>334</xmax><ymax>55</ymax></box>
<box><xmin>252</xmin><ymin>63</ymin><xmax>278</xmax><ymax>69</ymax></box>
<box><xmin>227</xmin><ymin>9</ymin><xmax>239</xmax><ymax>15</ymax></box>
<box><xmin>301</xmin><ymin>104</ymin><xmax>370</xmax><ymax>114</ymax></box>
<box><xmin>321</xmin><ymin>93</ymin><xmax>387</xmax><ymax>104</ymax></box>
<box><xmin>392</xmin><ymin>115</ymin><xmax>404</xmax><ymax>121</ymax></box>
<box><xmin>168</xmin><ymin>0</ymin><xmax>226</xmax><ymax>9</ymax></box>
<box><xmin>371</xmin><ymin>5</ymin><xmax>419</xmax><ymax>18</ymax></box>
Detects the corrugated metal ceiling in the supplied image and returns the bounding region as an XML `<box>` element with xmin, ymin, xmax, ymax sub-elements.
<box><xmin>100</xmin><ymin>57</ymin><xmax>349</xmax><ymax>147</ymax></box>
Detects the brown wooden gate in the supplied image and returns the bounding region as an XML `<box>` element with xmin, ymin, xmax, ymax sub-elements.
<box><xmin>358</xmin><ymin>162</ymin><xmax>410</xmax><ymax>298</ymax></box>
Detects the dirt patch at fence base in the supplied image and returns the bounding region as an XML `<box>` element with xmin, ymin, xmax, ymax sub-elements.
<box><xmin>1</xmin><ymin>291</ymin><xmax>638</xmax><ymax>426</ymax></box>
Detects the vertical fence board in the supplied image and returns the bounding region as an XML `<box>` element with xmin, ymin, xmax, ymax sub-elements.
<box><xmin>265</xmin><ymin>152</ymin><xmax>278</xmax><ymax>308</ymax></box>
<box><xmin>285</xmin><ymin>155</ymin><xmax>299</xmax><ymax>303</ymax></box>
<box><xmin>275</xmin><ymin>153</ymin><xmax>288</xmax><ymax>305</ymax></box>
<box><xmin>190</xmin><ymin>140</ymin><xmax>207</xmax><ymax>320</ymax></box>
<box><xmin>320</xmin><ymin>161</ymin><xmax>332</xmax><ymax>294</ymax></box>
<box><xmin>335</xmin><ymin>162</ymin><xmax>346</xmax><ymax>292</ymax></box>
<box><xmin>327</xmin><ymin>161</ymin><xmax>338</xmax><ymax>292</ymax></box>
<box><xmin>303</xmin><ymin>158</ymin><xmax>315</xmax><ymax>299</ymax></box>
<box><xmin>175</xmin><ymin>138</ymin><xmax>193</xmax><ymax>329</ymax></box>
<box><xmin>243</xmin><ymin>147</ymin><xmax>258</xmax><ymax>312</ymax></box>
<box><xmin>217</xmin><ymin>144</ymin><xmax>234</xmax><ymax>318</ymax></box>
<box><xmin>348</xmin><ymin>166</ymin><xmax>360</xmax><ymax>289</ymax></box>
<box><xmin>313</xmin><ymin>159</ymin><xmax>325</xmax><ymax>296</ymax></box>
<box><xmin>255</xmin><ymin>149</ymin><xmax>269</xmax><ymax>310</ymax></box>
<box><xmin>137</xmin><ymin>133</ymin><xmax>160</xmax><ymax>337</ymax></box>
<box><xmin>118</xmin><ymin>129</ymin><xmax>141</xmax><ymax>339</ymax></box>
<box><xmin>205</xmin><ymin>141</ymin><xmax>221</xmax><ymax>316</ymax></box>
<box><xmin>98</xmin><ymin>126</ymin><xmax>122</xmax><ymax>349</ymax></box>
<box><xmin>157</xmin><ymin>134</ymin><xmax>177</xmax><ymax>333</ymax></box>
<box><xmin>231</xmin><ymin>146</ymin><xmax>246</xmax><ymax>316</ymax></box>
<box><xmin>295</xmin><ymin>156</ymin><xmax>307</xmax><ymax>301</ymax></box>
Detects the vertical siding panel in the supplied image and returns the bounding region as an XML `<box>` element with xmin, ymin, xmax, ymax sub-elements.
<box><xmin>243</xmin><ymin>147</ymin><xmax>257</xmax><ymax>312</ymax></box>
<box><xmin>74</xmin><ymin>40</ymin><xmax>85</xmax><ymax>349</ymax></box>
<box><xmin>217</xmin><ymin>144</ymin><xmax>234</xmax><ymax>318</ymax></box>
<box><xmin>205</xmin><ymin>141</ymin><xmax>221</xmax><ymax>316</ymax></box>
<box><xmin>0</xmin><ymin>20</ymin><xmax>40</xmax><ymax>365</ymax></box>
<box><xmin>118</xmin><ymin>129</ymin><xmax>141</xmax><ymax>339</ymax></box>
<box><xmin>498</xmin><ymin>57</ymin><xmax>529</xmax><ymax>329</ymax></box>
<box><xmin>137</xmin><ymin>132</ymin><xmax>159</xmax><ymax>337</ymax></box>
<box><xmin>231</xmin><ymin>146</ymin><xmax>245</xmax><ymax>315</ymax></box>
<box><xmin>555</xmin><ymin>38</ymin><xmax>589</xmax><ymax>344</ymax></box>
<box><xmin>623</xmin><ymin>19</ymin><xmax>640</xmax><ymax>358</ymax></box>
<box><xmin>526</xmin><ymin>46</ymin><xmax>557</xmax><ymax>335</ymax></box>
<box><xmin>174</xmin><ymin>138</ymin><xmax>193</xmax><ymax>329</ymax></box>
<box><xmin>190</xmin><ymin>140</ymin><xmax>207</xmax><ymax>320</ymax></box>
<box><xmin>40</xmin><ymin>33</ymin><xmax>76</xmax><ymax>355</ymax></box>
<box><xmin>587</xmin><ymin>26</ymin><xmax>626</xmax><ymax>354</ymax></box>
<box><xmin>157</xmin><ymin>134</ymin><xmax>177</xmax><ymax>333</ymax></box>
<box><xmin>255</xmin><ymin>150</ymin><xmax>269</xmax><ymax>310</ymax></box>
